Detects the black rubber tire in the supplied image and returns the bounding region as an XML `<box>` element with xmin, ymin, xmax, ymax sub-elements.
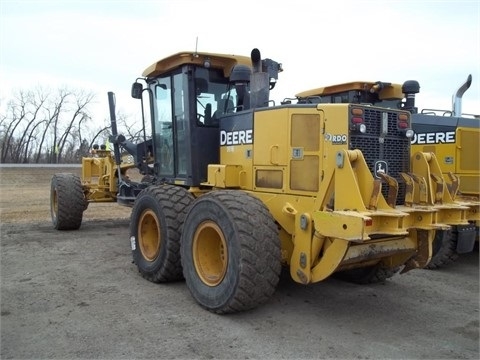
<box><xmin>130</xmin><ymin>185</ymin><xmax>194</xmax><ymax>282</ymax></box>
<box><xmin>425</xmin><ymin>230</ymin><xmax>458</xmax><ymax>270</ymax></box>
<box><xmin>335</xmin><ymin>263</ymin><xmax>400</xmax><ymax>284</ymax></box>
<box><xmin>180</xmin><ymin>190</ymin><xmax>281</xmax><ymax>314</ymax></box>
<box><xmin>50</xmin><ymin>173</ymin><xmax>85</xmax><ymax>230</ymax></box>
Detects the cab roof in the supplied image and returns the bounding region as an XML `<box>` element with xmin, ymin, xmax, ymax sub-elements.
<box><xmin>296</xmin><ymin>81</ymin><xmax>405</xmax><ymax>100</ymax></box>
<box><xmin>142</xmin><ymin>51</ymin><xmax>252</xmax><ymax>78</ymax></box>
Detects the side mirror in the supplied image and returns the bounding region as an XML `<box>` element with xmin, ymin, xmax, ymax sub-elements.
<box><xmin>131</xmin><ymin>82</ymin><xmax>143</xmax><ymax>99</ymax></box>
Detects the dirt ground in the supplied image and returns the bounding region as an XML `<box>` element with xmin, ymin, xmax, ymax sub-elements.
<box><xmin>0</xmin><ymin>166</ymin><xmax>479</xmax><ymax>360</ymax></box>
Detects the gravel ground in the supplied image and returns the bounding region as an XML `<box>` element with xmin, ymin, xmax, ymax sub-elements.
<box><xmin>0</xmin><ymin>166</ymin><xmax>479</xmax><ymax>360</ymax></box>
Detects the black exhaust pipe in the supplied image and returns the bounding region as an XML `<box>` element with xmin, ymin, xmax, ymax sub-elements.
<box><xmin>108</xmin><ymin>92</ymin><xmax>122</xmax><ymax>166</ymax></box>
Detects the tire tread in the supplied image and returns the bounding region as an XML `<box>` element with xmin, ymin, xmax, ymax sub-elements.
<box><xmin>182</xmin><ymin>190</ymin><xmax>281</xmax><ymax>314</ymax></box>
<box><xmin>131</xmin><ymin>185</ymin><xmax>194</xmax><ymax>282</ymax></box>
<box><xmin>51</xmin><ymin>173</ymin><xmax>84</xmax><ymax>230</ymax></box>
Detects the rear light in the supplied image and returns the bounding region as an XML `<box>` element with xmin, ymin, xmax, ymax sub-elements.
<box><xmin>397</xmin><ymin>112</ymin><xmax>413</xmax><ymax>138</ymax></box>
<box><xmin>352</xmin><ymin>108</ymin><xmax>363</xmax><ymax>116</ymax></box>
<box><xmin>397</xmin><ymin>113</ymin><xmax>410</xmax><ymax>130</ymax></box>
<box><xmin>350</xmin><ymin>107</ymin><xmax>367</xmax><ymax>133</ymax></box>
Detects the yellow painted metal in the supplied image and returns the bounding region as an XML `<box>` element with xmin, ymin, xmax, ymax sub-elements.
<box><xmin>187</xmin><ymin>187</ymin><xmax>211</xmax><ymax>199</ymax></box>
<box><xmin>412</xmin><ymin>127</ymin><xmax>479</xmax><ymax>197</ymax></box>
<box><xmin>193</xmin><ymin>221</ymin><xmax>228</xmax><ymax>287</ymax></box>
<box><xmin>290</xmin><ymin>212</ymin><xmax>314</xmax><ymax>284</ymax></box>
<box><xmin>207</xmin><ymin>103</ymin><xmax>475</xmax><ymax>285</ymax></box>
<box><xmin>254</xmin><ymin>166</ymin><xmax>286</xmax><ymax>192</ymax></box>
<box><xmin>81</xmin><ymin>151</ymin><xmax>136</xmax><ymax>203</ymax></box>
<box><xmin>310</xmin><ymin>238</ymin><xmax>349</xmax><ymax>282</ymax></box>
<box><xmin>411</xmin><ymin>126</ymin><xmax>479</xmax><ymax>244</ymax></box>
<box><xmin>51</xmin><ymin>189</ymin><xmax>58</xmax><ymax>221</ymax></box>
<box><xmin>341</xmin><ymin>236</ymin><xmax>417</xmax><ymax>265</ymax></box>
<box><xmin>138</xmin><ymin>209</ymin><xmax>161</xmax><ymax>262</ymax></box>
<box><xmin>410</xmin><ymin>151</ymin><xmax>470</xmax><ymax>226</ymax></box>
<box><xmin>456</xmin><ymin>194</ymin><xmax>480</xmax><ymax>222</ymax></box>
<box><xmin>296</xmin><ymin>81</ymin><xmax>404</xmax><ymax>101</ymax></box>
<box><xmin>293</xmin><ymin>76</ymin><xmax>479</xmax><ymax>245</ymax></box>
<box><xmin>287</xmin><ymin>136</ymin><xmax>414</xmax><ymax>282</ymax></box>
<box><xmin>312</xmin><ymin>211</ymin><xmax>371</xmax><ymax>241</ymax></box>
<box><xmin>143</xmin><ymin>51</ymin><xmax>252</xmax><ymax>78</ymax></box>
<box><xmin>254</xmin><ymin>109</ymin><xmax>289</xmax><ymax>166</ymax></box>
<box><xmin>444</xmin><ymin>128</ymin><xmax>479</xmax><ymax>225</ymax></box>
<box><xmin>219</xmin><ymin>143</ymin><xmax>252</xmax><ymax>190</ymax></box>
<box><xmin>457</xmin><ymin>128</ymin><xmax>480</xmax><ymax>188</ymax></box>
<box><xmin>400</xmin><ymin>229</ymin><xmax>434</xmax><ymax>273</ymax></box>
<box><xmin>203</xmin><ymin>164</ymin><xmax>243</xmax><ymax>188</ymax></box>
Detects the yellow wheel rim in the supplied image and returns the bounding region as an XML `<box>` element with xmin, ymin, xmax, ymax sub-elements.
<box><xmin>193</xmin><ymin>221</ymin><xmax>228</xmax><ymax>287</ymax></box>
<box><xmin>138</xmin><ymin>209</ymin><xmax>161</xmax><ymax>261</ymax></box>
<box><xmin>51</xmin><ymin>189</ymin><xmax>58</xmax><ymax>221</ymax></box>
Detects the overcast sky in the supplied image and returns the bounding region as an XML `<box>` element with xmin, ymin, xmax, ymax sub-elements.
<box><xmin>1</xmin><ymin>0</ymin><xmax>479</xmax><ymax>122</ymax></box>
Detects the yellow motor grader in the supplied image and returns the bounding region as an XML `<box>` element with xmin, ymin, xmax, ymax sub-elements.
<box><xmin>51</xmin><ymin>48</ymin><xmax>470</xmax><ymax>313</ymax></box>
<box><xmin>410</xmin><ymin>74</ymin><xmax>479</xmax><ymax>268</ymax></box>
<box><xmin>295</xmin><ymin>77</ymin><xmax>479</xmax><ymax>270</ymax></box>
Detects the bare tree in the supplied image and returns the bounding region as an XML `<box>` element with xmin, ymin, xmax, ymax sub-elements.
<box><xmin>23</xmin><ymin>119</ymin><xmax>46</xmax><ymax>163</ymax></box>
<box><xmin>1</xmin><ymin>95</ymin><xmax>25</xmax><ymax>162</ymax></box>
<box><xmin>56</xmin><ymin>90</ymin><xmax>95</xmax><ymax>163</ymax></box>
<box><xmin>13</xmin><ymin>89</ymin><xmax>48</xmax><ymax>162</ymax></box>
<box><xmin>34</xmin><ymin>88</ymin><xmax>68</xmax><ymax>163</ymax></box>
<box><xmin>116</xmin><ymin>112</ymin><xmax>149</xmax><ymax>143</ymax></box>
<box><xmin>0</xmin><ymin>85</ymin><xmax>136</xmax><ymax>164</ymax></box>
<box><xmin>89</xmin><ymin>126</ymin><xmax>111</xmax><ymax>149</ymax></box>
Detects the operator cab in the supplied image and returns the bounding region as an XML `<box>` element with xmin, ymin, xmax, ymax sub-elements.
<box><xmin>131</xmin><ymin>52</ymin><xmax>252</xmax><ymax>187</ymax></box>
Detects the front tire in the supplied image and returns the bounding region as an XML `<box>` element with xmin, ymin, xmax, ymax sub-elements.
<box><xmin>181</xmin><ymin>191</ymin><xmax>281</xmax><ymax>314</ymax></box>
<box><xmin>130</xmin><ymin>185</ymin><xmax>194</xmax><ymax>282</ymax></box>
<box><xmin>50</xmin><ymin>173</ymin><xmax>85</xmax><ymax>230</ymax></box>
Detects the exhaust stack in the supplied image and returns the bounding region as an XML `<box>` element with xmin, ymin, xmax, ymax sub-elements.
<box><xmin>402</xmin><ymin>80</ymin><xmax>420</xmax><ymax>114</ymax></box>
<box><xmin>249</xmin><ymin>48</ymin><xmax>270</xmax><ymax>108</ymax></box>
<box><xmin>452</xmin><ymin>74</ymin><xmax>472</xmax><ymax>117</ymax></box>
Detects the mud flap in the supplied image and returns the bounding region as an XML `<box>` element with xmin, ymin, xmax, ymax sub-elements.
<box><xmin>455</xmin><ymin>224</ymin><xmax>476</xmax><ymax>254</ymax></box>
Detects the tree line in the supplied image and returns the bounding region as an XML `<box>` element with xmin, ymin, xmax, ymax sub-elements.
<box><xmin>0</xmin><ymin>86</ymin><xmax>141</xmax><ymax>164</ymax></box>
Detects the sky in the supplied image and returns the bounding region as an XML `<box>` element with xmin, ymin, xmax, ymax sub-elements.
<box><xmin>1</xmin><ymin>0</ymin><xmax>479</xmax><ymax>124</ymax></box>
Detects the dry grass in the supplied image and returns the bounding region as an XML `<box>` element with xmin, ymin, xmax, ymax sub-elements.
<box><xmin>0</xmin><ymin>166</ymin><xmax>141</xmax><ymax>225</ymax></box>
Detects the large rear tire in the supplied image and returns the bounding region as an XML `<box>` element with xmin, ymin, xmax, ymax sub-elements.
<box><xmin>50</xmin><ymin>173</ymin><xmax>85</xmax><ymax>230</ymax></box>
<box><xmin>130</xmin><ymin>185</ymin><xmax>194</xmax><ymax>282</ymax></box>
<box><xmin>180</xmin><ymin>191</ymin><xmax>281</xmax><ymax>314</ymax></box>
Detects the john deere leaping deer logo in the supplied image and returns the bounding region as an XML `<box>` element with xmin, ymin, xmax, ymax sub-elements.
<box><xmin>374</xmin><ymin>160</ymin><xmax>388</xmax><ymax>178</ymax></box>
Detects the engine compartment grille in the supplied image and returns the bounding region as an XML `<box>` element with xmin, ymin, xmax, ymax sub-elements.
<box><xmin>350</xmin><ymin>107</ymin><xmax>410</xmax><ymax>205</ymax></box>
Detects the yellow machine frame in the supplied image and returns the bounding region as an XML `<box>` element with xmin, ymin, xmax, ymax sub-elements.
<box><xmin>203</xmin><ymin>104</ymin><xmax>469</xmax><ymax>284</ymax></box>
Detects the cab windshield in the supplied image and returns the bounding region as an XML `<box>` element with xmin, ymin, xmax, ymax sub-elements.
<box><xmin>194</xmin><ymin>67</ymin><xmax>238</xmax><ymax>126</ymax></box>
